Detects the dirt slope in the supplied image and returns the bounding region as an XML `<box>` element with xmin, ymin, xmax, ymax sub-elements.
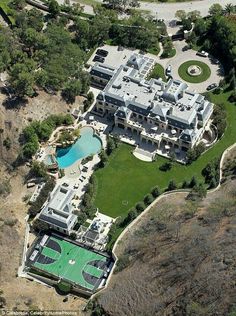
<box><xmin>0</xmin><ymin>90</ymin><xmax>85</xmax><ymax>312</ymax></box>
<box><xmin>96</xmin><ymin>182</ymin><xmax>236</xmax><ymax>316</ymax></box>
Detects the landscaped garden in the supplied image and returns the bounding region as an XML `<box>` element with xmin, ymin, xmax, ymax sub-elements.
<box><xmin>148</xmin><ymin>63</ymin><xmax>167</xmax><ymax>82</ymax></box>
<box><xmin>178</xmin><ymin>60</ymin><xmax>211</xmax><ymax>83</ymax></box>
<box><xmin>94</xmin><ymin>90</ymin><xmax>236</xmax><ymax>218</ymax></box>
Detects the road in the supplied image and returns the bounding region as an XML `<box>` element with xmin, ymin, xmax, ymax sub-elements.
<box><xmin>63</xmin><ymin>0</ymin><xmax>233</xmax><ymax>20</ymax></box>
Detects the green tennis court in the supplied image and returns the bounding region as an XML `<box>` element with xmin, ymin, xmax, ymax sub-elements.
<box><xmin>32</xmin><ymin>235</ymin><xmax>109</xmax><ymax>291</ymax></box>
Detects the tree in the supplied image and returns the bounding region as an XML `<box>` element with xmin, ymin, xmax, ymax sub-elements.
<box><xmin>182</xmin><ymin>180</ymin><xmax>189</xmax><ymax>189</ymax></box>
<box><xmin>77</xmin><ymin>212</ymin><xmax>86</xmax><ymax>225</ymax></box>
<box><xmin>209</xmin><ymin>3</ymin><xmax>223</xmax><ymax>16</ymax></box>
<box><xmin>89</xmin><ymin>15</ymin><xmax>111</xmax><ymax>47</ymax></box>
<box><xmin>187</xmin><ymin>183</ymin><xmax>207</xmax><ymax>201</ymax></box>
<box><xmin>169</xmin><ymin>152</ymin><xmax>176</xmax><ymax>163</ymax></box>
<box><xmin>75</xmin><ymin>18</ymin><xmax>90</xmax><ymax>49</ymax></box>
<box><xmin>187</xmin><ymin>10</ymin><xmax>201</xmax><ymax>22</ymax></box>
<box><xmin>30</xmin><ymin>161</ymin><xmax>48</xmax><ymax>179</ymax></box>
<box><xmin>189</xmin><ymin>176</ymin><xmax>197</xmax><ymax>188</ymax></box>
<box><xmin>106</xmin><ymin>137</ymin><xmax>116</xmax><ymax>155</ymax></box>
<box><xmin>22</xmin><ymin>136</ymin><xmax>39</xmax><ymax>159</ymax></box>
<box><xmin>167</xmin><ymin>180</ymin><xmax>177</xmax><ymax>191</ymax></box>
<box><xmin>48</xmin><ymin>0</ymin><xmax>60</xmax><ymax>17</ymax></box>
<box><xmin>224</xmin><ymin>3</ymin><xmax>234</xmax><ymax>15</ymax></box>
<box><xmin>10</xmin><ymin>69</ymin><xmax>35</xmax><ymax>98</ymax></box>
<box><xmin>182</xmin><ymin>19</ymin><xmax>192</xmax><ymax>31</ymax></box>
<box><xmin>87</xmin><ymin>91</ymin><xmax>94</xmax><ymax>104</ymax></box>
<box><xmin>175</xmin><ymin>10</ymin><xmax>187</xmax><ymax>21</ymax></box>
<box><xmin>62</xmin><ymin>79</ymin><xmax>82</xmax><ymax>103</ymax></box>
<box><xmin>82</xmin><ymin>193</ymin><xmax>92</xmax><ymax>208</ymax></box>
<box><xmin>9</xmin><ymin>0</ymin><xmax>26</xmax><ymax>10</ymax></box>
<box><xmin>186</xmin><ymin>143</ymin><xmax>205</xmax><ymax>164</ymax></box>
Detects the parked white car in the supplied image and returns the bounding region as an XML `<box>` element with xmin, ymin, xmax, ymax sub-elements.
<box><xmin>196</xmin><ymin>50</ymin><xmax>209</xmax><ymax>58</ymax></box>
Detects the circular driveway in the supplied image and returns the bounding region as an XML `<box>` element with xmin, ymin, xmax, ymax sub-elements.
<box><xmin>157</xmin><ymin>40</ymin><xmax>224</xmax><ymax>93</ymax></box>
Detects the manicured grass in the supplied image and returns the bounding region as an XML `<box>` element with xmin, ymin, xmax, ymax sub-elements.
<box><xmin>147</xmin><ymin>44</ymin><xmax>160</xmax><ymax>56</ymax></box>
<box><xmin>178</xmin><ymin>60</ymin><xmax>211</xmax><ymax>83</ymax></box>
<box><xmin>161</xmin><ymin>48</ymin><xmax>176</xmax><ymax>59</ymax></box>
<box><xmin>94</xmin><ymin>90</ymin><xmax>236</xmax><ymax>218</ymax></box>
<box><xmin>147</xmin><ymin>63</ymin><xmax>167</xmax><ymax>82</ymax></box>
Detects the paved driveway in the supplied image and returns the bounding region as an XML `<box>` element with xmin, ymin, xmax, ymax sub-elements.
<box><xmin>157</xmin><ymin>40</ymin><xmax>224</xmax><ymax>93</ymax></box>
<box><xmin>70</xmin><ymin>0</ymin><xmax>232</xmax><ymax>20</ymax></box>
<box><xmin>88</xmin><ymin>45</ymin><xmax>142</xmax><ymax>68</ymax></box>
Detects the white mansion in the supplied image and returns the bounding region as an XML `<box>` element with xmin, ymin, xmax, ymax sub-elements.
<box><xmin>91</xmin><ymin>54</ymin><xmax>214</xmax><ymax>154</ymax></box>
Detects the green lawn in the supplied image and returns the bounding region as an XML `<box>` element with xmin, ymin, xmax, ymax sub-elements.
<box><xmin>147</xmin><ymin>63</ymin><xmax>167</xmax><ymax>82</ymax></box>
<box><xmin>94</xmin><ymin>90</ymin><xmax>236</xmax><ymax>218</ymax></box>
<box><xmin>178</xmin><ymin>60</ymin><xmax>211</xmax><ymax>83</ymax></box>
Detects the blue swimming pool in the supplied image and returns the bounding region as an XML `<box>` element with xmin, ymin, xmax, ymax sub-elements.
<box><xmin>56</xmin><ymin>127</ymin><xmax>102</xmax><ymax>169</ymax></box>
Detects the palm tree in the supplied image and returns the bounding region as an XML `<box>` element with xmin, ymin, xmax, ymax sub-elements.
<box><xmin>224</xmin><ymin>3</ymin><xmax>234</xmax><ymax>15</ymax></box>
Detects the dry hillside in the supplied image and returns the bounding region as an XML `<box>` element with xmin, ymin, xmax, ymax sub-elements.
<box><xmin>0</xmin><ymin>89</ymin><xmax>85</xmax><ymax>312</ymax></box>
<box><xmin>94</xmin><ymin>181</ymin><xmax>236</xmax><ymax>316</ymax></box>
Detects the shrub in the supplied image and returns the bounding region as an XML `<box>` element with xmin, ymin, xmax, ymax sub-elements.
<box><xmin>115</xmin><ymin>255</ymin><xmax>130</xmax><ymax>273</ymax></box>
<box><xmin>159</xmin><ymin>162</ymin><xmax>172</xmax><ymax>171</ymax></box>
<box><xmin>135</xmin><ymin>201</ymin><xmax>145</xmax><ymax>213</ymax></box>
<box><xmin>0</xmin><ymin>296</ymin><xmax>6</xmax><ymax>308</ymax></box>
<box><xmin>151</xmin><ymin>186</ymin><xmax>160</xmax><ymax>198</ymax></box>
<box><xmin>186</xmin><ymin>143</ymin><xmax>205</xmax><ymax>164</ymax></box>
<box><xmin>182</xmin><ymin>180</ymin><xmax>189</xmax><ymax>188</ymax></box>
<box><xmin>3</xmin><ymin>137</ymin><xmax>11</xmax><ymax>150</ymax></box>
<box><xmin>144</xmin><ymin>194</ymin><xmax>154</xmax><ymax>205</ymax></box>
<box><xmin>4</xmin><ymin>218</ymin><xmax>18</xmax><ymax>227</ymax></box>
<box><xmin>186</xmin><ymin>183</ymin><xmax>207</xmax><ymax>201</ymax></box>
<box><xmin>28</xmin><ymin>177</ymin><xmax>56</xmax><ymax>217</ymax></box>
<box><xmin>0</xmin><ymin>180</ymin><xmax>11</xmax><ymax>196</ymax></box>
<box><xmin>69</xmin><ymin>232</ymin><xmax>77</xmax><ymax>240</ymax></box>
<box><xmin>82</xmin><ymin>193</ymin><xmax>92</xmax><ymax>208</ymax></box>
<box><xmin>99</xmin><ymin>150</ymin><xmax>108</xmax><ymax>168</ymax></box>
<box><xmin>189</xmin><ymin>176</ymin><xmax>198</xmax><ymax>188</ymax></box>
<box><xmin>106</xmin><ymin>136</ymin><xmax>116</xmax><ymax>155</ymax></box>
<box><xmin>32</xmin><ymin>219</ymin><xmax>49</xmax><ymax>232</ymax></box>
<box><xmin>167</xmin><ymin>180</ymin><xmax>177</xmax><ymax>191</ymax></box>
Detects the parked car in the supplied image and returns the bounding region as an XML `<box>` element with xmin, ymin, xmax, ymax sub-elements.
<box><xmin>196</xmin><ymin>50</ymin><xmax>209</xmax><ymax>57</ymax></box>
<box><xmin>182</xmin><ymin>45</ymin><xmax>190</xmax><ymax>52</ymax></box>
<box><xmin>211</xmin><ymin>58</ymin><xmax>220</xmax><ymax>65</ymax></box>
<box><xmin>206</xmin><ymin>83</ymin><xmax>217</xmax><ymax>91</ymax></box>
<box><xmin>165</xmin><ymin>64</ymin><xmax>172</xmax><ymax>77</ymax></box>
<box><xmin>93</xmin><ymin>55</ymin><xmax>105</xmax><ymax>63</ymax></box>
<box><xmin>96</xmin><ymin>49</ymin><xmax>108</xmax><ymax>57</ymax></box>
